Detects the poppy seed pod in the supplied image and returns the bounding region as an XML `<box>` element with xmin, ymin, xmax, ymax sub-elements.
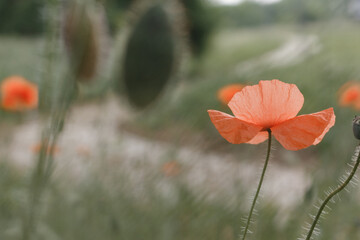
<box><xmin>63</xmin><ymin>1</ymin><xmax>103</xmax><ymax>82</ymax></box>
<box><xmin>122</xmin><ymin>3</ymin><xmax>176</xmax><ymax>108</ymax></box>
<box><xmin>353</xmin><ymin>116</ymin><xmax>360</xmax><ymax>140</ymax></box>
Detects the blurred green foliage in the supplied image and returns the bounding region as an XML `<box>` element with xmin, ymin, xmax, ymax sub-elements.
<box><xmin>0</xmin><ymin>0</ymin><xmax>43</xmax><ymax>35</ymax></box>
<box><xmin>0</xmin><ymin>0</ymin><xmax>353</xmax><ymax>36</ymax></box>
<box><xmin>179</xmin><ymin>0</ymin><xmax>217</xmax><ymax>57</ymax></box>
<box><xmin>0</xmin><ymin>37</ymin><xmax>41</xmax><ymax>81</ymax></box>
<box><xmin>220</xmin><ymin>0</ymin><xmax>351</xmax><ymax>27</ymax></box>
<box><xmin>220</xmin><ymin>1</ymin><xmax>280</xmax><ymax>27</ymax></box>
<box><xmin>102</xmin><ymin>0</ymin><xmax>134</xmax><ymax>33</ymax></box>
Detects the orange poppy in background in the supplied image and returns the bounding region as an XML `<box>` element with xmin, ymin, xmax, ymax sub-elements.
<box><xmin>1</xmin><ymin>76</ymin><xmax>38</xmax><ymax>111</ymax></box>
<box><xmin>31</xmin><ymin>143</ymin><xmax>60</xmax><ymax>156</ymax></box>
<box><xmin>338</xmin><ymin>82</ymin><xmax>360</xmax><ymax>110</ymax></box>
<box><xmin>208</xmin><ymin>79</ymin><xmax>335</xmax><ymax>151</ymax></box>
<box><xmin>217</xmin><ymin>84</ymin><xmax>245</xmax><ymax>105</ymax></box>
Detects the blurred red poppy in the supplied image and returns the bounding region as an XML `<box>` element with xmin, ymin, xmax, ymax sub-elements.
<box><xmin>31</xmin><ymin>143</ymin><xmax>60</xmax><ymax>156</ymax></box>
<box><xmin>217</xmin><ymin>84</ymin><xmax>245</xmax><ymax>105</ymax></box>
<box><xmin>338</xmin><ymin>82</ymin><xmax>360</xmax><ymax>110</ymax></box>
<box><xmin>1</xmin><ymin>76</ymin><xmax>38</xmax><ymax>111</ymax></box>
<box><xmin>208</xmin><ymin>79</ymin><xmax>335</xmax><ymax>151</ymax></box>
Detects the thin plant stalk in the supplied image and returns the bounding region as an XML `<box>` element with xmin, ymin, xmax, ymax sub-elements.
<box><xmin>242</xmin><ymin>129</ymin><xmax>272</xmax><ymax>240</ymax></box>
<box><xmin>39</xmin><ymin>0</ymin><xmax>58</xmax><ymax>112</ymax></box>
<box><xmin>21</xmin><ymin>0</ymin><xmax>76</xmax><ymax>236</ymax></box>
<box><xmin>22</xmin><ymin>74</ymin><xmax>77</xmax><ymax>240</ymax></box>
<box><xmin>305</xmin><ymin>143</ymin><xmax>360</xmax><ymax>240</ymax></box>
<box><xmin>21</xmin><ymin>132</ymin><xmax>57</xmax><ymax>240</ymax></box>
<box><xmin>20</xmin><ymin>1</ymin><xmax>59</xmax><ymax>238</ymax></box>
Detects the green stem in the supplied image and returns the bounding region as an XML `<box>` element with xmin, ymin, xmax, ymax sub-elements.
<box><xmin>21</xmin><ymin>107</ymin><xmax>70</xmax><ymax>240</ymax></box>
<box><xmin>305</xmin><ymin>143</ymin><xmax>360</xmax><ymax>240</ymax></box>
<box><xmin>242</xmin><ymin>129</ymin><xmax>272</xmax><ymax>240</ymax></box>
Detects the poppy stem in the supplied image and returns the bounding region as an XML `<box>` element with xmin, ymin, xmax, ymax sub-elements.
<box><xmin>304</xmin><ymin>143</ymin><xmax>360</xmax><ymax>240</ymax></box>
<box><xmin>242</xmin><ymin>129</ymin><xmax>272</xmax><ymax>240</ymax></box>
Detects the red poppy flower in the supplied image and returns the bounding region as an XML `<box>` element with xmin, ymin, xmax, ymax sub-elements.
<box><xmin>217</xmin><ymin>84</ymin><xmax>245</xmax><ymax>105</ymax></box>
<box><xmin>1</xmin><ymin>76</ymin><xmax>38</xmax><ymax>111</ymax></box>
<box><xmin>338</xmin><ymin>82</ymin><xmax>360</xmax><ymax>110</ymax></box>
<box><xmin>208</xmin><ymin>79</ymin><xmax>335</xmax><ymax>151</ymax></box>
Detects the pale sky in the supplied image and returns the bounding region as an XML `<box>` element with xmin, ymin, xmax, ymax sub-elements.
<box><xmin>210</xmin><ymin>0</ymin><xmax>281</xmax><ymax>5</ymax></box>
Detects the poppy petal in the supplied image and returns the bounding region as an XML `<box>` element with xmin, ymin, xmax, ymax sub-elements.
<box><xmin>228</xmin><ymin>79</ymin><xmax>304</xmax><ymax>128</ymax></box>
<box><xmin>271</xmin><ymin>108</ymin><xmax>335</xmax><ymax>151</ymax></box>
<box><xmin>208</xmin><ymin>110</ymin><xmax>262</xmax><ymax>144</ymax></box>
<box><xmin>247</xmin><ymin>131</ymin><xmax>269</xmax><ymax>144</ymax></box>
<box><xmin>312</xmin><ymin>109</ymin><xmax>336</xmax><ymax>145</ymax></box>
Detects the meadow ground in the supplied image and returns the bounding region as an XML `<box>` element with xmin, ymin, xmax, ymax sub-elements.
<box><xmin>1</xmin><ymin>21</ymin><xmax>360</xmax><ymax>240</ymax></box>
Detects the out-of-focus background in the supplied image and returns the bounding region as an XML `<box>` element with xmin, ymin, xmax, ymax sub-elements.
<box><xmin>1</xmin><ymin>0</ymin><xmax>360</xmax><ymax>239</ymax></box>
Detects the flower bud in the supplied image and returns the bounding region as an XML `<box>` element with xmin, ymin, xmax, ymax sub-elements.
<box><xmin>62</xmin><ymin>1</ymin><xmax>106</xmax><ymax>82</ymax></box>
<box><xmin>122</xmin><ymin>4</ymin><xmax>176</xmax><ymax>108</ymax></box>
<box><xmin>353</xmin><ymin>116</ymin><xmax>360</xmax><ymax>140</ymax></box>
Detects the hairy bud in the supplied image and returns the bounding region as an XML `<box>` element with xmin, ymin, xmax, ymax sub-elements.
<box><xmin>63</xmin><ymin>1</ymin><xmax>105</xmax><ymax>81</ymax></box>
<box><xmin>353</xmin><ymin>115</ymin><xmax>360</xmax><ymax>140</ymax></box>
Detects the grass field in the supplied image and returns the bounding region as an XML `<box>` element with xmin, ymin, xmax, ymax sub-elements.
<box><xmin>0</xmin><ymin>37</ymin><xmax>42</xmax><ymax>82</ymax></box>
<box><xmin>2</xmin><ymin>21</ymin><xmax>360</xmax><ymax>240</ymax></box>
